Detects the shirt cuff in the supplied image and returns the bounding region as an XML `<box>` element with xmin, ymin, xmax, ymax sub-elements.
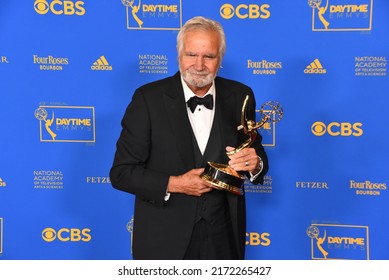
<box><xmin>249</xmin><ymin>156</ymin><xmax>263</xmax><ymax>182</ymax></box>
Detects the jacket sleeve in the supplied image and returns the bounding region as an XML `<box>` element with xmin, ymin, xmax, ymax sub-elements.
<box><xmin>245</xmin><ymin>90</ymin><xmax>269</xmax><ymax>185</ymax></box>
<box><xmin>109</xmin><ymin>89</ymin><xmax>169</xmax><ymax>207</ymax></box>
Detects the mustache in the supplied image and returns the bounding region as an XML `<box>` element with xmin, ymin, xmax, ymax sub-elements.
<box><xmin>187</xmin><ymin>69</ymin><xmax>210</xmax><ymax>75</ymax></box>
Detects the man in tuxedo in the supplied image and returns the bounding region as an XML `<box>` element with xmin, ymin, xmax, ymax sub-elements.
<box><xmin>110</xmin><ymin>16</ymin><xmax>268</xmax><ymax>260</ymax></box>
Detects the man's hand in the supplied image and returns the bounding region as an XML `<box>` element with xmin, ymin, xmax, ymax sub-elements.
<box><xmin>167</xmin><ymin>168</ymin><xmax>213</xmax><ymax>196</ymax></box>
<box><xmin>226</xmin><ymin>146</ymin><xmax>260</xmax><ymax>173</ymax></box>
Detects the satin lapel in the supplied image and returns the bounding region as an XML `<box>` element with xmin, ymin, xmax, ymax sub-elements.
<box><xmin>163</xmin><ymin>73</ymin><xmax>195</xmax><ymax>169</ymax></box>
<box><xmin>202</xmin><ymin>79</ymin><xmax>238</xmax><ymax>163</ymax></box>
<box><xmin>213</xmin><ymin>79</ymin><xmax>237</xmax><ymax>150</ymax></box>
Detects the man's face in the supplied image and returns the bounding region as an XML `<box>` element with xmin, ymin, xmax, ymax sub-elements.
<box><xmin>179</xmin><ymin>30</ymin><xmax>221</xmax><ymax>92</ymax></box>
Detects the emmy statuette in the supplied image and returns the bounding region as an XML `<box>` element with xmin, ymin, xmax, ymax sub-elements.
<box><xmin>200</xmin><ymin>95</ymin><xmax>283</xmax><ymax>195</ymax></box>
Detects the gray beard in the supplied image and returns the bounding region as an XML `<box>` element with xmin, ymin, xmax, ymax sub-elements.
<box><xmin>182</xmin><ymin>71</ymin><xmax>215</xmax><ymax>89</ymax></box>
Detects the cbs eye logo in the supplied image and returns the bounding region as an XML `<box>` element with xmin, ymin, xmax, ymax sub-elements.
<box><xmin>34</xmin><ymin>0</ymin><xmax>49</xmax><ymax>14</ymax></box>
<box><xmin>34</xmin><ymin>0</ymin><xmax>85</xmax><ymax>16</ymax></box>
<box><xmin>311</xmin><ymin>121</ymin><xmax>363</xmax><ymax>137</ymax></box>
<box><xmin>42</xmin><ymin>227</ymin><xmax>91</xmax><ymax>242</ymax></box>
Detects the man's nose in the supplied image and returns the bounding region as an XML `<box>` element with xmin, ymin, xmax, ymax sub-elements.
<box><xmin>194</xmin><ymin>56</ymin><xmax>205</xmax><ymax>71</ymax></box>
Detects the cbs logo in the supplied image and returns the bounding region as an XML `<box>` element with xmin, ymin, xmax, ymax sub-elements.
<box><xmin>245</xmin><ymin>232</ymin><xmax>271</xmax><ymax>246</ymax></box>
<box><xmin>220</xmin><ymin>3</ymin><xmax>271</xmax><ymax>19</ymax></box>
<box><xmin>34</xmin><ymin>0</ymin><xmax>85</xmax><ymax>16</ymax></box>
<box><xmin>42</xmin><ymin>227</ymin><xmax>91</xmax><ymax>242</ymax></box>
<box><xmin>311</xmin><ymin>121</ymin><xmax>363</xmax><ymax>137</ymax></box>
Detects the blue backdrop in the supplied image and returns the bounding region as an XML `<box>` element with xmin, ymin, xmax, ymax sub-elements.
<box><xmin>0</xmin><ymin>0</ymin><xmax>388</xmax><ymax>260</ymax></box>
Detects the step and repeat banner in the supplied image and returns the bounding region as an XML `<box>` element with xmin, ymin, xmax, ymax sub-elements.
<box><xmin>0</xmin><ymin>0</ymin><xmax>388</xmax><ymax>260</ymax></box>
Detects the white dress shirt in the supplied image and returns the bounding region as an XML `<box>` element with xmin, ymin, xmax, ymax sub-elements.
<box><xmin>182</xmin><ymin>76</ymin><xmax>216</xmax><ymax>155</ymax></box>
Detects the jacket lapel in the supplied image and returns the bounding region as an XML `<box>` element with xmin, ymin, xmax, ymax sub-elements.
<box><xmin>163</xmin><ymin>72</ymin><xmax>196</xmax><ymax>169</ymax></box>
<box><xmin>203</xmin><ymin>77</ymin><xmax>236</xmax><ymax>159</ymax></box>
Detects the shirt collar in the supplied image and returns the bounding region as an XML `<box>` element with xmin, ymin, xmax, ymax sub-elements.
<box><xmin>181</xmin><ymin>75</ymin><xmax>216</xmax><ymax>103</ymax></box>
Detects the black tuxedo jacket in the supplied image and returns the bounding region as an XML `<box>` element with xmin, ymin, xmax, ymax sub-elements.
<box><xmin>110</xmin><ymin>72</ymin><xmax>268</xmax><ymax>259</ymax></box>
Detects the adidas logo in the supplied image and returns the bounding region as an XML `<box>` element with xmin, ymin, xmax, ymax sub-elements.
<box><xmin>91</xmin><ymin>55</ymin><xmax>112</xmax><ymax>71</ymax></box>
<box><xmin>304</xmin><ymin>58</ymin><xmax>326</xmax><ymax>74</ymax></box>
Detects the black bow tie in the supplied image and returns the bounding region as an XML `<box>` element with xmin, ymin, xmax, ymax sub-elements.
<box><xmin>187</xmin><ymin>94</ymin><xmax>214</xmax><ymax>113</ymax></box>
